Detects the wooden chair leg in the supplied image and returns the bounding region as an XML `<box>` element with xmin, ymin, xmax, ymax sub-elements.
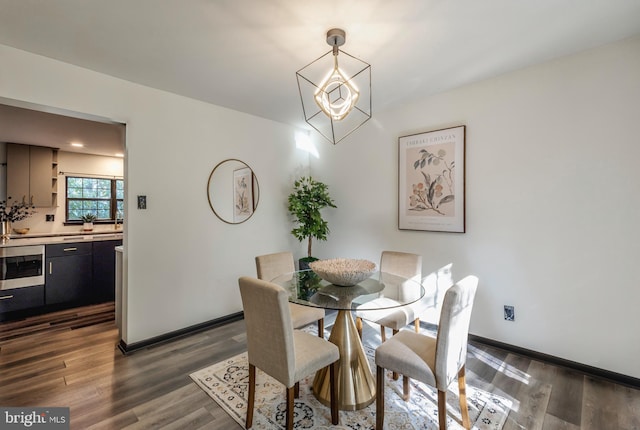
<box><xmin>246</xmin><ymin>364</ymin><xmax>256</xmax><ymax>429</ymax></box>
<box><xmin>392</xmin><ymin>329</ymin><xmax>399</xmax><ymax>380</ymax></box>
<box><xmin>402</xmin><ymin>375</ymin><xmax>410</xmax><ymax>401</ymax></box>
<box><xmin>376</xmin><ymin>365</ymin><xmax>384</xmax><ymax>430</ymax></box>
<box><xmin>294</xmin><ymin>382</ymin><xmax>300</xmax><ymax>398</ymax></box>
<box><xmin>317</xmin><ymin>318</ymin><xmax>324</xmax><ymax>338</ymax></box>
<box><xmin>330</xmin><ymin>361</ymin><xmax>339</xmax><ymax>425</ymax></box>
<box><xmin>286</xmin><ymin>385</ymin><xmax>295</xmax><ymax>430</ymax></box>
<box><xmin>458</xmin><ymin>366</ymin><xmax>471</xmax><ymax>429</ymax></box>
<box><xmin>356</xmin><ymin>317</ymin><xmax>363</xmax><ymax>340</ymax></box>
<box><xmin>437</xmin><ymin>389</ymin><xmax>447</xmax><ymax>430</ymax></box>
<box><xmin>414</xmin><ymin>318</ymin><xmax>420</xmax><ymax>333</ymax></box>
<box><xmin>380</xmin><ymin>325</ymin><xmax>386</xmax><ymax>342</ymax></box>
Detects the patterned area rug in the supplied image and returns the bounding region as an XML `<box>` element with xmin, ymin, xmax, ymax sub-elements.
<box><xmin>190</xmin><ymin>346</ymin><xmax>511</xmax><ymax>429</ymax></box>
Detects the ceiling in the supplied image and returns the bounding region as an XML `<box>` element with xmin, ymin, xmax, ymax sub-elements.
<box><xmin>1</xmin><ymin>0</ymin><xmax>639</xmax><ymax>154</ymax></box>
<box><xmin>0</xmin><ymin>101</ymin><xmax>125</xmax><ymax>157</ymax></box>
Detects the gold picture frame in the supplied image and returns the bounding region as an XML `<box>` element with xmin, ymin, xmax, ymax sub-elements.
<box><xmin>398</xmin><ymin>125</ymin><xmax>466</xmax><ymax>232</ymax></box>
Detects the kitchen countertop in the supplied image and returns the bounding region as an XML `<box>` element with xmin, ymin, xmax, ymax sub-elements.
<box><xmin>0</xmin><ymin>231</ymin><xmax>123</xmax><ymax>247</ymax></box>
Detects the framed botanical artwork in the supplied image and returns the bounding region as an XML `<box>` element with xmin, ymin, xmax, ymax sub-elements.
<box><xmin>398</xmin><ymin>125</ymin><xmax>465</xmax><ymax>232</ymax></box>
<box><xmin>233</xmin><ymin>167</ymin><xmax>254</xmax><ymax>223</ymax></box>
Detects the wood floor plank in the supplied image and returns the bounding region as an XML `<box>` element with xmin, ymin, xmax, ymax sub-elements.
<box><xmin>126</xmin><ymin>385</ymin><xmax>215</xmax><ymax>429</ymax></box>
<box><xmin>467</xmin><ymin>342</ymin><xmax>511</xmax><ymax>384</ymax></box>
<box><xmin>2</xmin><ymin>303</ymin><xmax>640</xmax><ymax>429</ymax></box>
<box><xmin>528</xmin><ymin>360</ymin><xmax>584</xmax><ymax>426</ymax></box>
<box><xmin>202</xmin><ymin>400</ymin><xmax>244</xmax><ymax>429</ymax></box>
<box><xmin>616</xmin><ymin>383</ymin><xmax>640</xmax><ymax>430</ymax></box>
<box><xmin>0</xmin><ymin>355</ymin><xmax>67</xmax><ymax>382</ymax></box>
<box><xmin>542</xmin><ymin>413</ymin><xmax>581</xmax><ymax>430</ymax></box>
<box><xmin>84</xmin><ymin>409</ymin><xmax>139</xmax><ymax>430</ymax></box>
<box><xmin>581</xmin><ymin>376</ymin><xmax>620</xmax><ymax>430</ymax></box>
<box><xmin>62</xmin><ymin>342</ymin><xmax>120</xmax><ymax>368</ymax></box>
<box><xmin>156</xmin><ymin>407</ymin><xmax>216</xmax><ymax>430</ymax></box>
<box><xmin>508</xmin><ymin>377</ymin><xmax>552</xmax><ymax>430</ymax></box>
<box><xmin>0</xmin><ymin>376</ymin><xmax>68</xmax><ymax>405</ymax></box>
<box><xmin>39</xmin><ymin>382</ymin><xmax>103</xmax><ymax>413</ymax></box>
<box><xmin>487</xmin><ymin>352</ymin><xmax>532</xmax><ymax>406</ymax></box>
<box><xmin>64</xmin><ymin>361</ymin><xmax>118</xmax><ymax>386</ymax></box>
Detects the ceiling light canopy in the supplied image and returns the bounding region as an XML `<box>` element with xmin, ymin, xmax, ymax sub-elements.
<box><xmin>296</xmin><ymin>28</ymin><xmax>371</xmax><ymax>145</ymax></box>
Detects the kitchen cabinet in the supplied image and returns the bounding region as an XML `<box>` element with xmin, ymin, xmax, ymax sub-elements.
<box><xmin>6</xmin><ymin>143</ymin><xmax>29</xmax><ymax>204</ymax></box>
<box><xmin>0</xmin><ymin>236</ymin><xmax>122</xmax><ymax>320</ymax></box>
<box><xmin>0</xmin><ymin>285</ymin><xmax>44</xmax><ymax>313</ymax></box>
<box><xmin>92</xmin><ymin>239</ymin><xmax>123</xmax><ymax>303</ymax></box>
<box><xmin>45</xmin><ymin>242</ymin><xmax>92</xmax><ymax>305</ymax></box>
<box><xmin>7</xmin><ymin>143</ymin><xmax>58</xmax><ymax>207</ymax></box>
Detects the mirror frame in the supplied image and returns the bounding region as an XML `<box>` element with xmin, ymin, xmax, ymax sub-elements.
<box><xmin>207</xmin><ymin>158</ymin><xmax>259</xmax><ymax>224</ymax></box>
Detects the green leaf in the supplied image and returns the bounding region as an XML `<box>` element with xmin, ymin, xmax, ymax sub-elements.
<box><xmin>287</xmin><ymin>176</ymin><xmax>336</xmax><ymax>257</ymax></box>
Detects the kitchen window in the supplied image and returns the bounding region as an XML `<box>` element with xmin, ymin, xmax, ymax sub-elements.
<box><xmin>65</xmin><ymin>176</ymin><xmax>124</xmax><ymax>223</ymax></box>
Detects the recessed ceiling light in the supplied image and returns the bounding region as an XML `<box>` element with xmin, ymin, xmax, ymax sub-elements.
<box><xmin>70</xmin><ymin>142</ymin><xmax>84</xmax><ymax>147</ymax></box>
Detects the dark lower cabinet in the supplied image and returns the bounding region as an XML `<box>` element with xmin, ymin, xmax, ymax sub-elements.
<box><xmin>92</xmin><ymin>240</ymin><xmax>122</xmax><ymax>303</ymax></box>
<box><xmin>1</xmin><ymin>238</ymin><xmax>122</xmax><ymax>320</ymax></box>
<box><xmin>0</xmin><ymin>285</ymin><xmax>45</xmax><ymax>313</ymax></box>
<box><xmin>45</xmin><ymin>243</ymin><xmax>93</xmax><ymax>305</ymax></box>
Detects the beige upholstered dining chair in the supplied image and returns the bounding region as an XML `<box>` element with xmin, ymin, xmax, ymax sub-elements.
<box><xmin>239</xmin><ymin>276</ymin><xmax>339</xmax><ymax>430</ymax></box>
<box><xmin>374</xmin><ymin>275</ymin><xmax>479</xmax><ymax>430</ymax></box>
<box><xmin>256</xmin><ymin>251</ymin><xmax>326</xmax><ymax>337</ymax></box>
<box><xmin>355</xmin><ymin>250</ymin><xmax>422</xmax><ymax>342</ymax></box>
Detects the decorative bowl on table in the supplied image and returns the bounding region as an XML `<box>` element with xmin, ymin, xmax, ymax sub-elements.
<box><xmin>309</xmin><ymin>258</ymin><xmax>377</xmax><ymax>287</ymax></box>
<box><xmin>13</xmin><ymin>227</ymin><xmax>30</xmax><ymax>235</ymax></box>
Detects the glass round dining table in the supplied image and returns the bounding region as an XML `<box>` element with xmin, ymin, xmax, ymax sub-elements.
<box><xmin>270</xmin><ymin>269</ymin><xmax>424</xmax><ymax>411</ymax></box>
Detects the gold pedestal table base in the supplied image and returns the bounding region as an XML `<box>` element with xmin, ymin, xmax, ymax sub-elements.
<box><xmin>312</xmin><ymin>309</ymin><xmax>376</xmax><ymax>410</ymax></box>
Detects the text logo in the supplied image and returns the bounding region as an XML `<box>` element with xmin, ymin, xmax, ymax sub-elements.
<box><xmin>0</xmin><ymin>407</ymin><xmax>69</xmax><ymax>429</ymax></box>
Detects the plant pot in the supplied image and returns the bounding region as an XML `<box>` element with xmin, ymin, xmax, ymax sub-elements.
<box><xmin>83</xmin><ymin>222</ymin><xmax>94</xmax><ymax>232</ymax></box>
<box><xmin>298</xmin><ymin>256</ymin><xmax>319</xmax><ymax>271</ymax></box>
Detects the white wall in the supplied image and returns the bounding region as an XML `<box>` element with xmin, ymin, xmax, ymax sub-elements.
<box><xmin>312</xmin><ymin>35</ymin><xmax>640</xmax><ymax>378</ymax></box>
<box><xmin>0</xmin><ymin>44</ymin><xmax>308</xmax><ymax>345</ymax></box>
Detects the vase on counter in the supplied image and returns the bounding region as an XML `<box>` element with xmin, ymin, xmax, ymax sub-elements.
<box><xmin>83</xmin><ymin>222</ymin><xmax>94</xmax><ymax>232</ymax></box>
<box><xmin>1</xmin><ymin>221</ymin><xmax>10</xmax><ymax>241</ymax></box>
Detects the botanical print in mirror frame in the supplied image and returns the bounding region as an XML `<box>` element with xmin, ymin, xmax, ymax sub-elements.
<box><xmin>398</xmin><ymin>125</ymin><xmax>465</xmax><ymax>232</ymax></box>
<box><xmin>233</xmin><ymin>167</ymin><xmax>254</xmax><ymax>223</ymax></box>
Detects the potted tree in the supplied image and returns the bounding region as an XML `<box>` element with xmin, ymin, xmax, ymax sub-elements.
<box><xmin>81</xmin><ymin>213</ymin><xmax>97</xmax><ymax>231</ymax></box>
<box><xmin>287</xmin><ymin>176</ymin><xmax>337</xmax><ymax>269</ymax></box>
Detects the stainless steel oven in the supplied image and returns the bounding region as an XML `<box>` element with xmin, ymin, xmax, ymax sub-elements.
<box><xmin>0</xmin><ymin>245</ymin><xmax>45</xmax><ymax>290</ymax></box>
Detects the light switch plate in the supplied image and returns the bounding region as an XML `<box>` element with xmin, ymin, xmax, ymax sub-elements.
<box><xmin>137</xmin><ymin>195</ymin><xmax>147</xmax><ymax>209</ymax></box>
<box><xmin>504</xmin><ymin>305</ymin><xmax>515</xmax><ymax>321</ymax></box>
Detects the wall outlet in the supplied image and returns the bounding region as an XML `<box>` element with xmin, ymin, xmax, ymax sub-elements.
<box><xmin>46</xmin><ymin>214</ymin><xmax>55</xmax><ymax>222</ymax></box>
<box><xmin>504</xmin><ymin>305</ymin><xmax>515</xmax><ymax>321</ymax></box>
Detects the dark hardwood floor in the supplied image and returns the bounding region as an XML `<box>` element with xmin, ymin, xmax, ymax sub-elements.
<box><xmin>1</xmin><ymin>303</ymin><xmax>638</xmax><ymax>429</ymax></box>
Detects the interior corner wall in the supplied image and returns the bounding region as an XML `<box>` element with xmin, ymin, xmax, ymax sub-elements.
<box><xmin>311</xmin><ymin>35</ymin><xmax>640</xmax><ymax>379</ymax></box>
<box><xmin>0</xmin><ymin>44</ymin><xmax>309</xmax><ymax>345</ymax></box>
<box><xmin>0</xmin><ymin>142</ymin><xmax>6</xmax><ymax>201</ymax></box>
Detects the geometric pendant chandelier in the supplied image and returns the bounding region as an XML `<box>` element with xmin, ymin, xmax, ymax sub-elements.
<box><xmin>296</xmin><ymin>28</ymin><xmax>372</xmax><ymax>145</ymax></box>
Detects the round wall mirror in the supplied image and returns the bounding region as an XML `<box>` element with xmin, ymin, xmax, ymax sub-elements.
<box><xmin>207</xmin><ymin>159</ymin><xmax>259</xmax><ymax>224</ymax></box>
